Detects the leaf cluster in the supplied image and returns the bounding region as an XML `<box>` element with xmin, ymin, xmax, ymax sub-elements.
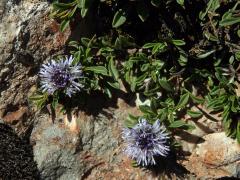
<box><xmin>33</xmin><ymin>0</ymin><xmax>240</xmax><ymax>144</ymax></box>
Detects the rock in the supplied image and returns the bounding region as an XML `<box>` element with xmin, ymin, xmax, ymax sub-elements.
<box><xmin>175</xmin><ymin>105</ymin><xmax>222</xmax><ymax>153</ymax></box>
<box><xmin>30</xmin><ymin>101</ymin><xmax>173</xmax><ymax>179</ymax></box>
<box><xmin>2</xmin><ymin>106</ymin><xmax>28</xmax><ymax>124</ymax></box>
<box><xmin>185</xmin><ymin>132</ymin><xmax>240</xmax><ymax>179</ymax></box>
<box><xmin>0</xmin><ymin>0</ymin><xmax>70</xmax><ymax>132</ymax></box>
<box><xmin>0</xmin><ymin>122</ymin><xmax>39</xmax><ymax>179</ymax></box>
<box><xmin>31</xmin><ymin>113</ymin><xmax>84</xmax><ymax>180</ymax></box>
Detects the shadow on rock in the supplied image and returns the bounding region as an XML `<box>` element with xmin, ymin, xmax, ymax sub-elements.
<box><xmin>56</xmin><ymin>90</ymin><xmax>136</xmax><ymax>117</ymax></box>
<box><xmin>0</xmin><ymin>122</ymin><xmax>39</xmax><ymax>180</ymax></box>
<box><xmin>148</xmin><ymin>151</ymin><xmax>190</xmax><ymax>178</ymax></box>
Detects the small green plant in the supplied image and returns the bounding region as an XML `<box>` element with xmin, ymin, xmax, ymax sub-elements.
<box><xmin>50</xmin><ymin>0</ymin><xmax>93</xmax><ymax>32</ymax></box>
<box><xmin>69</xmin><ymin>36</ymin><xmax>121</xmax><ymax>98</ymax></box>
<box><xmin>206</xmin><ymin>65</ymin><xmax>240</xmax><ymax>143</ymax></box>
<box><xmin>30</xmin><ymin>1</ymin><xmax>240</xmax><ymax>169</ymax></box>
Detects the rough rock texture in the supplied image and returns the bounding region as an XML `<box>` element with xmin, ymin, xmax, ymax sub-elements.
<box><xmin>0</xmin><ymin>0</ymin><xmax>70</xmax><ymax>132</ymax></box>
<box><xmin>30</xmin><ymin>101</ymin><xmax>161</xmax><ymax>180</ymax></box>
<box><xmin>30</xmin><ymin>97</ymin><xmax>194</xmax><ymax>179</ymax></box>
<box><xmin>185</xmin><ymin>132</ymin><xmax>240</xmax><ymax>179</ymax></box>
<box><xmin>174</xmin><ymin>105</ymin><xmax>222</xmax><ymax>154</ymax></box>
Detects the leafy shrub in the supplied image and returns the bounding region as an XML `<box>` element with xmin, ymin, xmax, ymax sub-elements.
<box><xmin>32</xmin><ymin>0</ymin><xmax>240</xmax><ymax>150</ymax></box>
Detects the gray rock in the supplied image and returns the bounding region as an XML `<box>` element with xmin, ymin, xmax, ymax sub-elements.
<box><xmin>175</xmin><ymin>105</ymin><xmax>222</xmax><ymax>153</ymax></box>
<box><xmin>0</xmin><ymin>0</ymin><xmax>70</xmax><ymax>129</ymax></box>
<box><xmin>31</xmin><ymin>105</ymin><xmax>163</xmax><ymax>179</ymax></box>
<box><xmin>31</xmin><ymin>113</ymin><xmax>85</xmax><ymax>180</ymax></box>
<box><xmin>185</xmin><ymin>132</ymin><xmax>240</xmax><ymax>179</ymax></box>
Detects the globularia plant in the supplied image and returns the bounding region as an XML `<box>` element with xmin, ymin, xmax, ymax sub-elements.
<box><xmin>39</xmin><ymin>56</ymin><xmax>83</xmax><ymax>97</ymax></box>
<box><xmin>122</xmin><ymin>119</ymin><xmax>170</xmax><ymax>166</ymax></box>
<box><xmin>30</xmin><ymin>0</ymin><xmax>240</xmax><ymax>169</ymax></box>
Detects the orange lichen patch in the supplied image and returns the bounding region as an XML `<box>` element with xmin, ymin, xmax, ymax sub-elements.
<box><xmin>2</xmin><ymin>106</ymin><xmax>28</xmax><ymax>124</ymax></box>
<box><xmin>26</xmin><ymin>12</ymin><xmax>71</xmax><ymax>55</ymax></box>
<box><xmin>203</xmin><ymin>148</ymin><xmax>224</xmax><ymax>166</ymax></box>
<box><xmin>48</xmin><ymin>20</ymin><xmax>61</xmax><ymax>33</ymax></box>
<box><xmin>187</xmin><ymin>154</ymin><xmax>231</xmax><ymax>178</ymax></box>
<box><xmin>51</xmin><ymin>136</ymin><xmax>62</xmax><ymax>144</ymax></box>
<box><xmin>185</xmin><ymin>133</ymin><xmax>240</xmax><ymax>178</ymax></box>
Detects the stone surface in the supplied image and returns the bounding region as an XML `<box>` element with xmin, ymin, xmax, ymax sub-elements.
<box><xmin>0</xmin><ymin>121</ymin><xmax>39</xmax><ymax>179</ymax></box>
<box><xmin>0</xmin><ymin>0</ymin><xmax>70</xmax><ymax>131</ymax></box>
<box><xmin>175</xmin><ymin>105</ymin><xmax>222</xmax><ymax>154</ymax></box>
<box><xmin>30</xmin><ymin>102</ymin><xmax>168</xmax><ymax>179</ymax></box>
<box><xmin>184</xmin><ymin>132</ymin><xmax>240</xmax><ymax>179</ymax></box>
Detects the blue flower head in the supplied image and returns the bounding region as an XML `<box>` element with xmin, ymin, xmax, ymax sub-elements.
<box><xmin>122</xmin><ymin>118</ymin><xmax>170</xmax><ymax>166</ymax></box>
<box><xmin>39</xmin><ymin>56</ymin><xmax>83</xmax><ymax>97</ymax></box>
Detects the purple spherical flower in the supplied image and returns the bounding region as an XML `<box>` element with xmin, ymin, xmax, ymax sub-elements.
<box><xmin>39</xmin><ymin>56</ymin><xmax>83</xmax><ymax>97</ymax></box>
<box><xmin>122</xmin><ymin>118</ymin><xmax>170</xmax><ymax>166</ymax></box>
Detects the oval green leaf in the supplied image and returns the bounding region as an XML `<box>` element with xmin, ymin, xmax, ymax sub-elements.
<box><xmin>112</xmin><ymin>10</ymin><xmax>127</xmax><ymax>28</ymax></box>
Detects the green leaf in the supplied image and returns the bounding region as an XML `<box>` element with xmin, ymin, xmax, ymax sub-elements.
<box><xmin>187</xmin><ymin>110</ymin><xmax>203</xmax><ymax>118</ymax></box>
<box><xmin>150</xmin><ymin>98</ymin><xmax>158</xmax><ymax>114</ymax></box>
<box><xmin>172</xmin><ymin>39</ymin><xmax>186</xmax><ymax>46</ymax></box>
<box><xmin>196</xmin><ymin>50</ymin><xmax>216</xmax><ymax>59</ymax></box>
<box><xmin>112</xmin><ymin>10</ymin><xmax>127</xmax><ymax>28</ymax></box>
<box><xmin>199</xmin><ymin>0</ymin><xmax>220</xmax><ymax>20</ymax></box>
<box><xmin>159</xmin><ymin>79</ymin><xmax>173</xmax><ymax>92</ymax></box>
<box><xmin>130</xmin><ymin>76</ymin><xmax>137</xmax><ymax>92</ymax></box>
<box><xmin>77</xmin><ymin>0</ymin><xmax>83</xmax><ymax>8</ymax></box>
<box><xmin>29</xmin><ymin>92</ymin><xmax>49</xmax><ymax>109</ymax></box>
<box><xmin>114</xmin><ymin>35</ymin><xmax>135</xmax><ymax>49</ymax></box>
<box><xmin>144</xmin><ymin>42</ymin><xmax>167</xmax><ymax>54</ymax></box>
<box><xmin>177</xmin><ymin>93</ymin><xmax>189</xmax><ymax>108</ymax></box>
<box><xmin>219</xmin><ymin>2</ymin><xmax>240</xmax><ymax>26</ymax></box>
<box><xmin>235</xmin><ymin>51</ymin><xmax>240</xmax><ymax>61</ymax></box>
<box><xmin>53</xmin><ymin>2</ymin><xmax>75</xmax><ymax>9</ymax></box>
<box><xmin>125</xmin><ymin>114</ymin><xmax>139</xmax><ymax>128</ymax></box>
<box><xmin>139</xmin><ymin>105</ymin><xmax>155</xmax><ymax>115</ymax></box>
<box><xmin>237</xmin><ymin>30</ymin><xmax>240</xmax><ymax>38</ymax></box>
<box><xmin>68</xmin><ymin>5</ymin><xmax>78</xmax><ymax>18</ymax></box>
<box><xmin>157</xmin><ymin>108</ymin><xmax>168</xmax><ymax>121</ymax></box>
<box><xmin>177</xmin><ymin>47</ymin><xmax>188</xmax><ymax>66</ymax></box>
<box><xmin>80</xmin><ymin>37</ymin><xmax>91</xmax><ymax>47</ymax></box>
<box><xmin>136</xmin><ymin>73</ymin><xmax>148</xmax><ymax>85</ymax></box>
<box><xmin>169</xmin><ymin>120</ymin><xmax>192</xmax><ymax>129</ymax></box>
<box><xmin>190</xmin><ymin>95</ymin><xmax>205</xmax><ymax>104</ymax></box>
<box><xmin>176</xmin><ymin>0</ymin><xmax>184</xmax><ymax>6</ymax></box>
<box><xmin>69</xmin><ymin>41</ymin><xmax>79</xmax><ymax>48</ymax></box>
<box><xmin>107</xmin><ymin>82</ymin><xmax>120</xmax><ymax>89</ymax></box>
<box><xmin>137</xmin><ymin>2</ymin><xmax>149</xmax><ymax>22</ymax></box>
<box><xmin>51</xmin><ymin>95</ymin><xmax>59</xmax><ymax>109</ymax></box>
<box><xmin>105</xmin><ymin>87</ymin><xmax>112</xmax><ymax>98</ymax></box>
<box><xmin>151</xmin><ymin>0</ymin><xmax>161</xmax><ymax>7</ymax></box>
<box><xmin>143</xmin><ymin>43</ymin><xmax>157</xmax><ymax>49</ymax></box>
<box><xmin>78</xmin><ymin>0</ymin><xmax>93</xmax><ymax>17</ymax></box>
<box><xmin>108</xmin><ymin>57</ymin><xmax>119</xmax><ymax>81</ymax></box>
<box><xmin>60</xmin><ymin>19</ymin><xmax>70</xmax><ymax>32</ymax></box>
<box><xmin>85</xmin><ymin>66</ymin><xmax>109</xmax><ymax>76</ymax></box>
<box><xmin>81</xmin><ymin>8</ymin><xmax>88</xmax><ymax>17</ymax></box>
<box><xmin>152</xmin><ymin>43</ymin><xmax>167</xmax><ymax>54</ymax></box>
<box><xmin>220</xmin><ymin>16</ymin><xmax>240</xmax><ymax>26</ymax></box>
<box><xmin>204</xmin><ymin>32</ymin><xmax>219</xmax><ymax>42</ymax></box>
<box><xmin>141</xmin><ymin>64</ymin><xmax>150</xmax><ymax>72</ymax></box>
<box><xmin>131</xmin><ymin>161</ymin><xmax>139</xmax><ymax>168</ymax></box>
<box><xmin>207</xmin><ymin>96</ymin><xmax>226</xmax><ymax>110</ymax></box>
